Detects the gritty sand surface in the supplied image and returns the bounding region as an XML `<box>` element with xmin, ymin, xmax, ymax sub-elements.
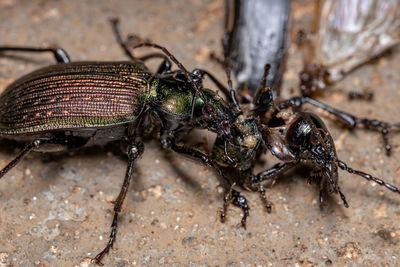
<box><xmin>0</xmin><ymin>0</ymin><xmax>399</xmax><ymax>266</ymax></box>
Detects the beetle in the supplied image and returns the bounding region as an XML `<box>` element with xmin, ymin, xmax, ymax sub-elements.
<box><xmin>0</xmin><ymin>19</ymin><xmax>247</xmax><ymax>264</ymax></box>
<box><xmin>204</xmin><ymin>57</ymin><xmax>400</xmax><ymax>228</ymax></box>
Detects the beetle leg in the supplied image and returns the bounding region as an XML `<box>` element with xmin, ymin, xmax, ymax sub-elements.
<box><xmin>220</xmin><ymin>183</ymin><xmax>235</xmax><ymax>224</ymax></box>
<box><xmin>109</xmin><ymin>18</ymin><xmax>172</xmax><ymax>73</ymax></box>
<box><xmin>258</xmin><ymin>186</ymin><xmax>272</xmax><ymax>213</ymax></box>
<box><xmin>155</xmin><ymin>59</ymin><xmax>172</xmax><ymax>74</ymax></box>
<box><xmin>249</xmin><ymin>161</ymin><xmax>298</xmax><ymax>188</ymax></box>
<box><xmin>162</xmin><ymin>139</ymin><xmax>251</xmax><ymax>227</ymax></box>
<box><xmin>0</xmin><ymin>136</ymin><xmax>91</xmax><ymax>179</ymax></box>
<box><xmin>239</xmin><ymin>162</ymin><xmax>297</xmax><ymax>214</ymax></box>
<box><xmin>252</xmin><ymin>65</ymin><xmax>275</xmax><ymax>116</ymax></box>
<box><xmin>93</xmin><ymin>141</ymin><xmax>144</xmax><ymax>265</ymax></box>
<box><xmin>0</xmin><ymin>140</ymin><xmax>38</xmax><ymax>179</ymax></box>
<box><xmin>161</xmin><ymin>137</ymin><xmax>232</xmax><ymax>183</ymax></box>
<box><xmin>220</xmin><ymin>184</ymin><xmax>250</xmax><ymax>229</ymax></box>
<box><xmin>165</xmin><ymin>140</ymin><xmax>212</xmax><ymax>166</ymax></box>
<box><xmin>231</xmin><ymin>189</ymin><xmax>250</xmax><ymax>228</ymax></box>
<box><xmin>338</xmin><ymin>187</ymin><xmax>349</xmax><ymax>208</ymax></box>
<box><xmin>0</xmin><ymin>46</ymin><xmax>70</xmax><ymax>63</ymax></box>
<box><xmin>317</xmin><ymin>175</ymin><xmax>324</xmax><ymax>205</ymax></box>
<box><xmin>109</xmin><ymin>17</ymin><xmax>136</xmax><ymax>60</ymax></box>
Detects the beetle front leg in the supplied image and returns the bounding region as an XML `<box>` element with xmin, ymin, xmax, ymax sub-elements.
<box><xmin>0</xmin><ymin>46</ymin><xmax>70</xmax><ymax>63</ymax></box>
<box><xmin>92</xmin><ymin>141</ymin><xmax>144</xmax><ymax>266</ymax></box>
<box><xmin>249</xmin><ymin>161</ymin><xmax>298</xmax><ymax>187</ymax></box>
<box><xmin>244</xmin><ymin>162</ymin><xmax>297</xmax><ymax>212</ymax></box>
<box><xmin>221</xmin><ymin>186</ymin><xmax>250</xmax><ymax>229</ymax></box>
<box><xmin>161</xmin><ymin>138</ymin><xmax>251</xmax><ymax>228</ymax></box>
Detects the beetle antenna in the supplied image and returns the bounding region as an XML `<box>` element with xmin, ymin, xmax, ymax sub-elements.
<box><xmin>337</xmin><ymin>160</ymin><xmax>400</xmax><ymax>194</ymax></box>
<box><xmin>252</xmin><ymin>64</ymin><xmax>274</xmax><ymax>116</ymax></box>
<box><xmin>132</xmin><ymin>43</ymin><xmax>204</xmax><ymax>97</ymax></box>
<box><xmin>132</xmin><ymin>42</ymin><xmax>207</xmax><ymax>120</ymax></box>
<box><xmin>221</xmin><ymin>37</ymin><xmax>242</xmax><ymax>117</ymax></box>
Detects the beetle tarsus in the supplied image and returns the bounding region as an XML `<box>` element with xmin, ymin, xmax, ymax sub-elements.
<box><xmin>258</xmin><ymin>186</ymin><xmax>272</xmax><ymax>213</ymax></box>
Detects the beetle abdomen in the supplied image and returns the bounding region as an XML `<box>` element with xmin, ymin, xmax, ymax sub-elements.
<box><xmin>0</xmin><ymin>61</ymin><xmax>150</xmax><ymax>134</ymax></box>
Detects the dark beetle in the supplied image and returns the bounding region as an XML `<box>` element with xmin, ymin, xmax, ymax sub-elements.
<box><xmin>0</xmin><ymin>20</ymin><xmax>245</xmax><ymax>264</ymax></box>
<box><xmin>208</xmin><ymin>64</ymin><xmax>400</xmax><ymax>228</ymax></box>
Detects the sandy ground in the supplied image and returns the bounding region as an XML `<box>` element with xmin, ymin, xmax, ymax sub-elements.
<box><xmin>0</xmin><ymin>0</ymin><xmax>399</xmax><ymax>266</ymax></box>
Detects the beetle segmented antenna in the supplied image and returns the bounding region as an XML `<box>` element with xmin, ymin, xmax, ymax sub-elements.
<box><xmin>131</xmin><ymin>42</ymin><xmax>207</xmax><ymax>120</ymax></box>
<box><xmin>259</xmin><ymin>64</ymin><xmax>270</xmax><ymax>91</ymax></box>
<box><xmin>337</xmin><ymin>160</ymin><xmax>400</xmax><ymax>194</ymax></box>
<box><xmin>221</xmin><ymin>38</ymin><xmax>242</xmax><ymax>117</ymax></box>
<box><xmin>252</xmin><ymin>64</ymin><xmax>275</xmax><ymax>115</ymax></box>
<box><xmin>132</xmin><ymin>43</ymin><xmax>205</xmax><ymax>99</ymax></box>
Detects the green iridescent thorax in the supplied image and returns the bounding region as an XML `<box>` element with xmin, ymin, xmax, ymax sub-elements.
<box><xmin>147</xmin><ymin>78</ymin><xmax>234</xmax><ymax>121</ymax></box>
<box><xmin>213</xmin><ymin>116</ymin><xmax>261</xmax><ymax>171</ymax></box>
<box><xmin>146</xmin><ymin>78</ymin><xmax>195</xmax><ymax>117</ymax></box>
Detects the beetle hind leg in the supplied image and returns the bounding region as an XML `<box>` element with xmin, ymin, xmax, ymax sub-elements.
<box><xmin>0</xmin><ymin>136</ymin><xmax>89</xmax><ymax>179</ymax></box>
<box><xmin>0</xmin><ymin>140</ymin><xmax>39</xmax><ymax>179</ymax></box>
<box><xmin>109</xmin><ymin>18</ymin><xmax>172</xmax><ymax>74</ymax></box>
<box><xmin>0</xmin><ymin>46</ymin><xmax>70</xmax><ymax>63</ymax></box>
